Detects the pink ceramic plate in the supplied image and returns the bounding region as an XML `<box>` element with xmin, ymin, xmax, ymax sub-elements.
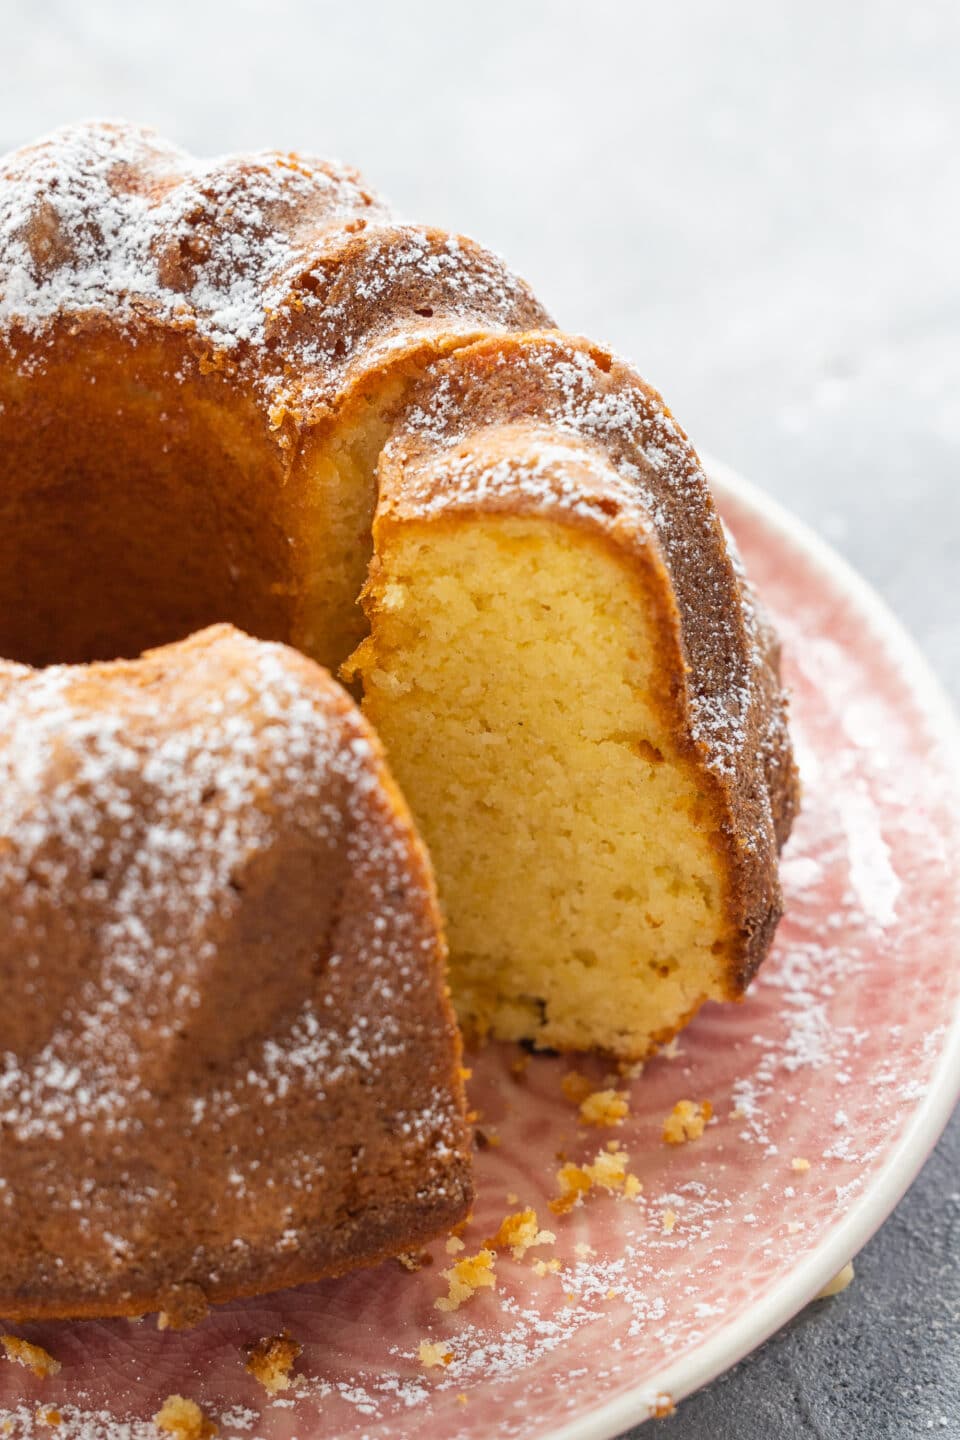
<box><xmin>2</xmin><ymin>465</ymin><xmax>959</xmax><ymax>1440</ymax></box>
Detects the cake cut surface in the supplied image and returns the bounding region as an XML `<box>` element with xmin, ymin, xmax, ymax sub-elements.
<box><xmin>0</xmin><ymin>122</ymin><xmax>797</xmax><ymax>1318</ymax></box>
<box><xmin>349</xmin><ymin>334</ymin><xmax>798</xmax><ymax>1058</ymax></box>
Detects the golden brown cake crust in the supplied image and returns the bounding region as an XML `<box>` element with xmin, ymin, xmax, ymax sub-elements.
<box><xmin>0</xmin><ymin>626</ymin><xmax>472</xmax><ymax>1321</ymax></box>
<box><xmin>372</xmin><ymin>332</ymin><xmax>800</xmax><ymax>999</ymax></box>
<box><xmin>0</xmin><ymin>122</ymin><xmax>552</xmax><ymax>673</ymax></box>
<box><xmin>0</xmin><ymin>122</ymin><xmax>550</xmax><ymax>442</ymax></box>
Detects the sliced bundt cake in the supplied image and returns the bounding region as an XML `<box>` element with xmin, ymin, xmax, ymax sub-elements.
<box><xmin>347</xmin><ymin>334</ymin><xmax>798</xmax><ymax>1058</ymax></box>
<box><xmin>0</xmin><ymin>123</ymin><xmax>797</xmax><ymax>1317</ymax></box>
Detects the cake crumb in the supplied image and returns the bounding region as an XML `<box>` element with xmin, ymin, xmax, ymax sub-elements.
<box><xmin>506</xmin><ymin>1191</ymin><xmax>519</xmax><ymax>1205</ymax></box>
<box><xmin>550</xmin><ymin>1145</ymin><xmax>640</xmax><ymax>1214</ymax></box>
<box><xmin>587</xmin><ymin>1148</ymin><xmax>630</xmax><ymax>1192</ymax></box>
<box><xmin>579</xmin><ymin>1089</ymin><xmax>629</xmax><ymax>1128</ymax></box>
<box><xmin>1</xmin><ymin>1336</ymin><xmax>61</xmax><ymax>1379</ymax></box>
<box><xmin>417</xmin><ymin>1340</ymin><xmax>454</xmax><ymax>1369</ymax></box>
<box><xmin>532</xmin><ymin>1258</ymin><xmax>562</xmax><ymax>1276</ymax></box>
<box><xmin>397</xmin><ymin>1249</ymin><xmax>433</xmax><ymax>1272</ymax></box>
<box><xmin>650</xmin><ymin>1392</ymin><xmax>676</xmax><ymax>1418</ymax></box>
<box><xmin>560</xmin><ymin>1071</ymin><xmax>595</xmax><ymax>1105</ymax></box>
<box><xmin>153</xmin><ymin>1395</ymin><xmax>217</xmax><ymax>1440</ymax></box>
<box><xmin>435</xmin><ymin>1249</ymin><xmax>497</xmax><ymax>1311</ymax></box>
<box><xmin>662</xmin><ymin>1208</ymin><xmax>678</xmax><ymax>1234</ymax></box>
<box><xmin>662</xmin><ymin>1099</ymin><xmax>713</xmax><ymax>1145</ymax></box>
<box><xmin>574</xmin><ymin>1241</ymin><xmax>595</xmax><ymax>1258</ymax></box>
<box><xmin>816</xmin><ymin>1261</ymin><xmax>855</xmax><ymax>1298</ymax></box>
<box><xmin>36</xmin><ymin>1410</ymin><xmax>61</xmax><ymax>1428</ymax></box>
<box><xmin>791</xmin><ymin>1157</ymin><xmax>811</xmax><ymax>1172</ymax></box>
<box><xmin>243</xmin><ymin>1331</ymin><xmax>302</xmax><ymax>1396</ymax></box>
<box><xmin>485</xmin><ymin>1208</ymin><xmax>556</xmax><ymax>1260</ymax></box>
<box><xmin>456</xmin><ymin>1394</ymin><xmax>468</xmax><ymax>1407</ymax></box>
<box><xmin>445</xmin><ymin>1235</ymin><xmax>466</xmax><ymax>1255</ymax></box>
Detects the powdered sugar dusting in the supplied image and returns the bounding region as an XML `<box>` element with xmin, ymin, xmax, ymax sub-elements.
<box><xmin>0</xmin><ymin>624</ymin><xmax>466</xmax><ymax>1311</ymax></box>
<box><xmin>382</xmin><ymin>335</ymin><xmax>795</xmax><ymax>956</ymax></box>
<box><xmin>0</xmin><ymin>122</ymin><xmax>548</xmax><ymax>427</ymax></box>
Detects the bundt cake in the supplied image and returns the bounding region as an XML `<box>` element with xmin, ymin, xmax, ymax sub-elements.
<box><xmin>0</xmin><ymin>121</ymin><xmax>798</xmax><ymax>1314</ymax></box>
<box><xmin>0</xmin><ymin>625</ymin><xmax>471</xmax><ymax>1322</ymax></box>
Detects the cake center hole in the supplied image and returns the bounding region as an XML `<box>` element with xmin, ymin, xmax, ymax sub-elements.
<box><xmin>0</xmin><ymin>344</ymin><xmax>300</xmax><ymax>667</ymax></box>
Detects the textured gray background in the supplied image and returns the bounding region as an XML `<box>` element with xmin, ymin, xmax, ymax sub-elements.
<box><xmin>0</xmin><ymin>0</ymin><xmax>957</xmax><ymax>1433</ymax></box>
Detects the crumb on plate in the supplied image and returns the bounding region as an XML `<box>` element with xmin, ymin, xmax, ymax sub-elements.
<box><xmin>244</xmin><ymin>1331</ymin><xmax>302</xmax><ymax>1396</ymax></box>
<box><xmin>549</xmin><ymin>1145</ymin><xmax>642</xmax><ymax>1214</ymax></box>
<box><xmin>662</xmin><ymin>1099</ymin><xmax>713</xmax><ymax>1145</ymax></box>
<box><xmin>417</xmin><ymin>1340</ymin><xmax>454</xmax><ymax>1369</ymax></box>
<box><xmin>153</xmin><ymin>1395</ymin><xmax>217</xmax><ymax>1440</ymax></box>
<box><xmin>579</xmin><ymin>1088</ymin><xmax>630</xmax><ymax>1127</ymax></box>
<box><xmin>532</xmin><ymin>1258</ymin><xmax>562</xmax><ymax>1276</ymax></box>
<box><xmin>1</xmin><ymin>1336</ymin><xmax>61</xmax><ymax>1379</ymax></box>
<box><xmin>435</xmin><ymin>1249</ymin><xmax>497</xmax><ymax>1311</ymax></box>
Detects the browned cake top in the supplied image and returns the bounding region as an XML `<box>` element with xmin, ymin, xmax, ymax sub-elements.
<box><xmin>0</xmin><ymin>626</ymin><xmax>470</xmax><ymax>1317</ymax></box>
<box><xmin>0</xmin><ymin>122</ymin><xmax>797</xmax><ymax>1311</ymax></box>
<box><xmin>0</xmin><ymin>122</ymin><xmax>549</xmax><ymax>435</ymax></box>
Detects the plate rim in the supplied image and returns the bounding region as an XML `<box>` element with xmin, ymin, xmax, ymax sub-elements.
<box><xmin>541</xmin><ymin>457</ymin><xmax>960</xmax><ymax>1440</ymax></box>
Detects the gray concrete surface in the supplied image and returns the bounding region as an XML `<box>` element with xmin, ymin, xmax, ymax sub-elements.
<box><xmin>0</xmin><ymin>0</ymin><xmax>957</xmax><ymax>1433</ymax></box>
